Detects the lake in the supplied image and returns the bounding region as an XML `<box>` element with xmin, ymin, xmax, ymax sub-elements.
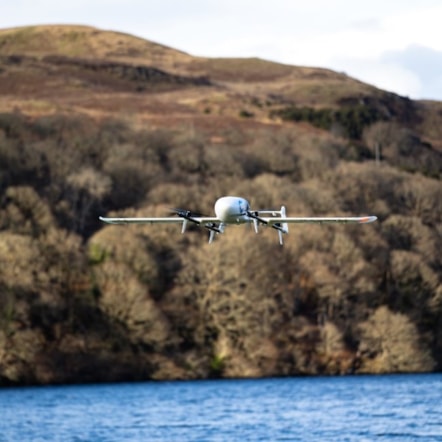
<box><xmin>0</xmin><ymin>374</ymin><xmax>441</xmax><ymax>441</ymax></box>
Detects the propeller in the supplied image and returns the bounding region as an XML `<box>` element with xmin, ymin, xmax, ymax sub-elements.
<box><xmin>170</xmin><ymin>208</ymin><xmax>205</xmax><ymax>218</ymax></box>
<box><xmin>247</xmin><ymin>210</ymin><xmax>266</xmax><ymax>233</ymax></box>
<box><xmin>170</xmin><ymin>208</ymin><xmax>221</xmax><ymax>242</ymax></box>
<box><xmin>170</xmin><ymin>208</ymin><xmax>207</xmax><ymax>234</ymax></box>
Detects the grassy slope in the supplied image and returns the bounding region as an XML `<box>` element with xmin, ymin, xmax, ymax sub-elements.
<box><xmin>0</xmin><ymin>25</ymin><xmax>380</xmax><ymax>115</ymax></box>
<box><xmin>1</xmin><ymin>24</ymin><xmax>439</xmax><ymax>148</ymax></box>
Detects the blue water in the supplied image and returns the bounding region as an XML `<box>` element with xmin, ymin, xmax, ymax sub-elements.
<box><xmin>0</xmin><ymin>374</ymin><xmax>441</xmax><ymax>441</ymax></box>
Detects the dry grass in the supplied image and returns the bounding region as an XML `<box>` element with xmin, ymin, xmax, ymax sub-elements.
<box><xmin>0</xmin><ymin>25</ymin><xmax>192</xmax><ymax>67</ymax></box>
<box><xmin>0</xmin><ymin>24</ymin><xmax>384</xmax><ymax>123</ymax></box>
<box><xmin>2</xmin><ymin>24</ymin><xmax>439</xmax><ymax>146</ymax></box>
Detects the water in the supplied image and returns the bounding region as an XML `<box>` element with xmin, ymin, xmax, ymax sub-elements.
<box><xmin>0</xmin><ymin>374</ymin><xmax>441</xmax><ymax>441</ymax></box>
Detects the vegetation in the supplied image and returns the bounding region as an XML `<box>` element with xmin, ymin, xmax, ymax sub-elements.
<box><xmin>0</xmin><ymin>25</ymin><xmax>440</xmax><ymax>385</ymax></box>
<box><xmin>270</xmin><ymin>94</ymin><xmax>421</xmax><ymax>140</ymax></box>
<box><xmin>270</xmin><ymin>104</ymin><xmax>383</xmax><ymax>139</ymax></box>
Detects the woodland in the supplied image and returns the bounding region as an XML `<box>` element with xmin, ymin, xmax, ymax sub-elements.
<box><xmin>0</xmin><ymin>25</ymin><xmax>441</xmax><ymax>385</ymax></box>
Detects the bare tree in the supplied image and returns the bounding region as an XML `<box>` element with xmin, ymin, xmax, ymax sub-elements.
<box><xmin>66</xmin><ymin>167</ymin><xmax>111</xmax><ymax>234</ymax></box>
<box><xmin>358</xmin><ymin>306</ymin><xmax>435</xmax><ymax>373</ymax></box>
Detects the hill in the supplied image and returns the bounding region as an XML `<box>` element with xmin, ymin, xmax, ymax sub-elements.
<box><xmin>0</xmin><ymin>25</ymin><xmax>441</xmax><ymax>385</ymax></box>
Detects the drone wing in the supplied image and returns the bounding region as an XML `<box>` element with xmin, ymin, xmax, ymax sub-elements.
<box><xmin>250</xmin><ymin>208</ymin><xmax>377</xmax><ymax>245</ymax></box>
<box><xmin>99</xmin><ymin>216</ymin><xmax>219</xmax><ymax>225</ymax></box>
<box><xmin>99</xmin><ymin>214</ymin><xmax>222</xmax><ymax>243</ymax></box>
<box><xmin>262</xmin><ymin>215</ymin><xmax>378</xmax><ymax>225</ymax></box>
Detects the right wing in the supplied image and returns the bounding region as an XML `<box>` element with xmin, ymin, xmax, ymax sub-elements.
<box><xmin>263</xmin><ymin>216</ymin><xmax>378</xmax><ymax>225</ymax></box>
<box><xmin>256</xmin><ymin>214</ymin><xmax>377</xmax><ymax>245</ymax></box>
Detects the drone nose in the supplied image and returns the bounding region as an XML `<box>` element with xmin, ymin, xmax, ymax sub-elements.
<box><xmin>214</xmin><ymin>197</ymin><xmax>230</xmax><ymax>221</ymax></box>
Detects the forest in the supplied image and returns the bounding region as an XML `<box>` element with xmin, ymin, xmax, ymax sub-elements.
<box><xmin>0</xmin><ymin>25</ymin><xmax>441</xmax><ymax>385</ymax></box>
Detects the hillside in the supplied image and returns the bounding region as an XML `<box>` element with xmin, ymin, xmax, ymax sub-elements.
<box><xmin>0</xmin><ymin>25</ymin><xmax>441</xmax><ymax>385</ymax></box>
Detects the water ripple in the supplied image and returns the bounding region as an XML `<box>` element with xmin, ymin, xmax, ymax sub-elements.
<box><xmin>0</xmin><ymin>374</ymin><xmax>441</xmax><ymax>441</ymax></box>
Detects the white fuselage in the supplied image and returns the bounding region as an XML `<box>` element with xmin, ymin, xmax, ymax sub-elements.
<box><xmin>214</xmin><ymin>196</ymin><xmax>250</xmax><ymax>224</ymax></box>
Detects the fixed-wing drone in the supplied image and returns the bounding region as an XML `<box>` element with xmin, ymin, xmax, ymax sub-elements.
<box><xmin>99</xmin><ymin>195</ymin><xmax>377</xmax><ymax>245</ymax></box>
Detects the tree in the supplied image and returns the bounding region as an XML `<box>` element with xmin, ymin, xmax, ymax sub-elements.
<box><xmin>88</xmin><ymin>225</ymin><xmax>173</xmax><ymax>349</ymax></box>
<box><xmin>358</xmin><ymin>306</ymin><xmax>434</xmax><ymax>373</ymax></box>
<box><xmin>0</xmin><ymin>186</ymin><xmax>54</xmax><ymax>236</ymax></box>
<box><xmin>65</xmin><ymin>167</ymin><xmax>111</xmax><ymax>235</ymax></box>
<box><xmin>163</xmin><ymin>229</ymin><xmax>298</xmax><ymax>377</ymax></box>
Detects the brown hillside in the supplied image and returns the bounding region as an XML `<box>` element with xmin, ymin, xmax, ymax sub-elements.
<box><xmin>0</xmin><ymin>24</ymin><xmax>385</xmax><ymax>118</ymax></box>
<box><xmin>0</xmin><ymin>25</ymin><xmax>193</xmax><ymax>68</ymax></box>
<box><xmin>0</xmin><ymin>25</ymin><xmax>441</xmax><ymax>385</ymax></box>
<box><xmin>1</xmin><ymin>25</ymin><xmax>440</xmax><ymax>150</ymax></box>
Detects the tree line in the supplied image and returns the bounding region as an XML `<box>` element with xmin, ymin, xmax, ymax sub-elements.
<box><xmin>0</xmin><ymin>110</ymin><xmax>440</xmax><ymax>385</ymax></box>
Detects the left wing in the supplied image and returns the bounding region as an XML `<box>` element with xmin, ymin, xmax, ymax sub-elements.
<box><xmin>99</xmin><ymin>216</ymin><xmax>219</xmax><ymax>225</ymax></box>
<box><xmin>99</xmin><ymin>215</ymin><xmax>222</xmax><ymax>243</ymax></box>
